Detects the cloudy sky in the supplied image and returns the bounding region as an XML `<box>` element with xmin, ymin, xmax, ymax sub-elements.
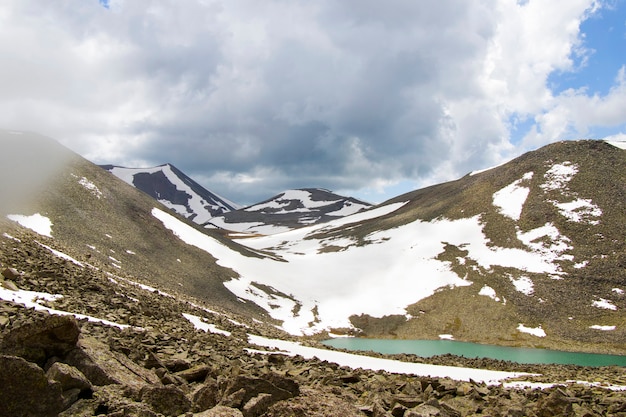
<box><xmin>1</xmin><ymin>1</ymin><xmax>625</xmax><ymax>205</ymax></box>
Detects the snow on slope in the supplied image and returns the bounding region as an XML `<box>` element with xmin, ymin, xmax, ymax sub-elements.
<box><xmin>492</xmin><ymin>172</ymin><xmax>533</xmax><ymax>221</ymax></box>
<box><xmin>153</xmin><ymin>198</ymin><xmax>568</xmax><ymax>335</ymax></box>
<box><xmin>7</xmin><ymin>213</ymin><xmax>53</xmax><ymax>237</ymax></box>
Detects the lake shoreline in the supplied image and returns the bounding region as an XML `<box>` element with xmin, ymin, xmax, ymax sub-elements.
<box><xmin>321</xmin><ymin>337</ymin><xmax>626</xmax><ymax>368</ymax></box>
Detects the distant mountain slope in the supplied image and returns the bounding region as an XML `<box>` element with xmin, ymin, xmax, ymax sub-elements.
<box><xmin>101</xmin><ymin>163</ymin><xmax>239</xmax><ymax>224</ymax></box>
<box><xmin>209</xmin><ymin>188</ymin><xmax>372</xmax><ymax>235</ymax></box>
<box><xmin>103</xmin><ymin>165</ymin><xmax>371</xmax><ymax>235</ymax></box>
<box><xmin>0</xmin><ymin>131</ymin><xmax>263</xmax><ymax>317</ymax></box>
<box><xmin>191</xmin><ymin>139</ymin><xmax>626</xmax><ymax>353</ymax></box>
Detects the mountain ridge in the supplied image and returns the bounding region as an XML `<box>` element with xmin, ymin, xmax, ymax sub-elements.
<box><xmin>103</xmin><ymin>164</ymin><xmax>371</xmax><ymax>235</ymax></box>
<box><xmin>2</xmin><ymin>131</ymin><xmax>626</xmax><ymax>355</ymax></box>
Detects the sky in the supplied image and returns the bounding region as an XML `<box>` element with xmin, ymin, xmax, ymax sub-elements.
<box><xmin>1</xmin><ymin>0</ymin><xmax>625</xmax><ymax>205</ymax></box>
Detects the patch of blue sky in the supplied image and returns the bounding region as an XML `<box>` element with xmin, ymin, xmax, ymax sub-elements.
<box><xmin>548</xmin><ymin>1</ymin><xmax>626</xmax><ymax>97</ymax></box>
<box><xmin>585</xmin><ymin>122</ymin><xmax>626</xmax><ymax>139</ymax></box>
<box><xmin>98</xmin><ymin>0</ymin><xmax>110</xmax><ymax>9</ymax></box>
<box><xmin>508</xmin><ymin>113</ymin><xmax>536</xmax><ymax>145</ymax></box>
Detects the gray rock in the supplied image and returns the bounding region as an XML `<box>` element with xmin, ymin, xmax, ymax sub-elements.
<box><xmin>140</xmin><ymin>385</ymin><xmax>192</xmax><ymax>416</ymax></box>
<box><xmin>405</xmin><ymin>403</ymin><xmax>442</xmax><ymax>417</ymax></box>
<box><xmin>176</xmin><ymin>363</ymin><xmax>211</xmax><ymax>382</ymax></box>
<box><xmin>221</xmin><ymin>373</ymin><xmax>300</xmax><ymax>410</ymax></box>
<box><xmin>0</xmin><ymin>355</ymin><xmax>64</xmax><ymax>417</ymax></box>
<box><xmin>243</xmin><ymin>392</ymin><xmax>274</xmax><ymax>417</ymax></box>
<box><xmin>65</xmin><ymin>336</ymin><xmax>161</xmax><ymax>391</ymax></box>
<box><xmin>1</xmin><ymin>314</ymin><xmax>80</xmax><ymax>365</ymax></box>
<box><xmin>192</xmin><ymin>378</ymin><xmax>220</xmax><ymax>412</ymax></box>
<box><xmin>2</xmin><ymin>267</ymin><xmax>20</xmax><ymax>280</ymax></box>
<box><xmin>1</xmin><ymin>278</ymin><xmax>19</xmax><ymax>291</ymax></box>
<box><xmin>46</xmin><ymin>361</ymin><xmax>92</xmax><ymax>392</ymax></box>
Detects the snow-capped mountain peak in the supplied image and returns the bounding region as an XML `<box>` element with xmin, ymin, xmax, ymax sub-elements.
<box><xmin>208</xmin><ymin>188</ymin><xmax>372</xmax><ymax>235</ymax></box>
<box><xmin>101</xmin><ymin>163</ymin><xmax>239</xmax><ymax>224</ymax></box>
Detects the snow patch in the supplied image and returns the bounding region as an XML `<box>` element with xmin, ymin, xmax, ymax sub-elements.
<box><xmin>74</xmin><ymin>175</ymin><xmax>103</xmax><ymax>199</ymax></box>
<box><xmin>492</xmin><ymin>172</ymin><xmax>533</xmax><ymax>221</ymax></box>
<box><xmin>541</xmin><ymin>162</ymin><xmax>578</xmax><ymax>192</ymax></box>
<box><xmin>509</xmin><ymin>275</ymin><xmax>534</xmax><ymax>296</ymax></box>
<box><xmin>590</xmin><ymin>325</ymin><xmax>616</xmax><ymax>331</ymax></box>
<box><xmin>592</xmin><ymin>298</ymin><xmax>617</xmax><ymax>310</ymax></box>
<box><xmin>439</xmin><ymin>334</ymin><xmax>454</xmax><ymax>340</ymax></box>
<box><xmin>554</xmin><ymin>199</ymin><xmax>602</xmax><ymax>225</ymax></box>
<box><xmin>574</xmin><ymin>261</ymin><xmax>588</xmax><ymax>269</ymax></box>
<box><xmin>479</xmin><ymin>285</ymin><xmax>500</xmax><ymax>302</ymax></box>
<box><xmin>153</xmin><ymin>200</ymin><xmax>569</xmax><ymax>336</ymax></box>
<box><xmin>246</xmin><ymin>334</ymin><xmax>531</xmax><ymax>384</ymax></box>
<box><xmin>182</xmin><ymin>313</ymin><xmax>231</xmax><ymax>336</ymax></box>
<box><xmin>0</xmin><ymin>287</ymin><xmax>134</xmax><ymax>329</ymax></box>
<box><xmin>517</xmin><ymin>324</ymin><xmax>546</xmax><ymax>337</ymax></box>
<box><xmin>516</xmin><ymin>223</ymin><xmax>572</xmax><ymax>266</ymax></box>
<box><xmin>36</xmin><ymin>241</ymin><xmax>84</xmax><ymax>266</ymax></box>
<box><xmin>7</xmin><ymin>213</ymin><xmax>53</xmax><ymax>237</ymax></box>
<box><xmin>605</xmin><ymin>140</ymin><xmax>626</xmax><ymax>150</ymax></box>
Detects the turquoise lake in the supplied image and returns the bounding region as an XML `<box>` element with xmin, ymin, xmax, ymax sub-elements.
<box><xmin>322</xmin><ymin>338</ymin><xmax>626</xmax><ymax>367</ymax></box>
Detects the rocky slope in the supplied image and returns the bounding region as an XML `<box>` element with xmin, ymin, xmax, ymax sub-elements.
<box><xmin>2</xmin><ymin>227</ymin><xmax>626</xmax><ymax>416</ymax></box>
<box><xmin>217</xmin><ymin>140</ymin><xmax>626</xmax><ymax>353</ymax></box>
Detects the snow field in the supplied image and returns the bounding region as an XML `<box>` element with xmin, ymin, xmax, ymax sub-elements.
<box><xmin>153</xmin><ymin>199</ymin><xmax>576</xmax><ymax>335</ymax></box>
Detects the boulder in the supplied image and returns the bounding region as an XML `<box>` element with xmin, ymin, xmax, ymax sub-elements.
<box><xmin>243</xmin><ymin>393</ymin><xmax>274</xmax><ymax>417</ymax></box>
<box><xmin>46</xmin><ymin>361</ymin><xmax>92</xmax><ymax>392</ymax></box>
<box><xmin>536</xmin><ymin>388</ymin><xmax>575</xmax><ymax>417</ymax></box>
<box><xmin>140</xmin><ymin>385</ymin><xmax>191</xmax><ymax>416</ymax></box>
<box><xmin>176</xmin><ymin>363</ymin><xmax>211</xmax><ymax>382</ymax></box>
<box><xmin>2</xmin><ymin>267</ymin><xmax>20</xmax><ymax>280</ymax></box>
<box><xmin>47</xmin><ymin>361</ymin><xmax>93</xmax><ymax>408</ymax></box>
<box><xmin>65</xmin><ymin>336</ymin><xmax>161</xmax><ymax>391</ymax></box>
<box><xmin>0</xmin><ymin>355</ymin><xmax>64</xmax><ymax>417</ymax></box>
<box><xmin>221</xmin><ymin>373</ymin><xmax>300</xmax><ymax>409</ymax></box>
<box><xmin>192</xmin><ymin>378</ymin><xmax>220</xmax><ymax>412</ymax></box>
<box><xmin>1</xmin><ymin>314</ymin><xmax>80</xmax><ymax>365</ymax></box>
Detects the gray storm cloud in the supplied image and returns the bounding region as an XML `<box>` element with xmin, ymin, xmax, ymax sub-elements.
<box><xmin>0</xmin><ymin>0</ymin><xmax>611</xmax><ymax>204</ymax></box>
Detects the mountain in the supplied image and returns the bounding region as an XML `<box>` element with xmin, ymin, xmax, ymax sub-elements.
<box><xmin>0</xmin><ymin>132</ymin><xmax>261</xmax><ymax>317</ymax></box>
<box><xmin>200</xmin><ymin>139</ymin><xmax>626</xmax><ymax>354</ymax></box>
<box><xmin>101</xmin><ymin>163</ymin><xmax>240</xmax><ymax>224</ymax></box>
<box><xmin>2</xmin><ymin>130</ymin><xmax>626</xmax><ymax>414</ymax></box>
<box><xmin>4</xmin><ymin>131</ymin><xmax>626</xmax><ymax>354</ymax></box>
<box><xmin>103</xmin><ymin>164</ymin><xmax>371</xmax><ymax>235</ymax></box>
<box><xmin>208</xmin><ymin>188</ymin><xmax>372</xmax><ymax>235</ymax></box>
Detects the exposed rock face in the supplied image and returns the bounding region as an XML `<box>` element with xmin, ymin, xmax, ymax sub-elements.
<box><xmin>0</xmin><ymin>355</ymin><xmax>65</xmax><ymax>417</ymax></box>
<box><xmin>140</xmin><ymin>385</ymin><xmax>191</xmax><ymax>415</ymax></box>
<box><xmin>1</xmin><ymin>314</ymin><xmax>79</xmax><ymax>366</ymax></box>
<box><xmin>65</xmin><ymin>336</ymin><xmax>161</xmax><ymax>390</ymax></box>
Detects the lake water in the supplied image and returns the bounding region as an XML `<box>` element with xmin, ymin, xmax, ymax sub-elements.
<box><xmin>322</xmin><ymin>338</ymin><xmax>626</xmax><ymax>367</ymax></box>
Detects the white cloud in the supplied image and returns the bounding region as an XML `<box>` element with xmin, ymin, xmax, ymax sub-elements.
<box><xmin>0</xmin><ymin>0</ymin><xmax>620</xmax><ymax>204</ymax></box>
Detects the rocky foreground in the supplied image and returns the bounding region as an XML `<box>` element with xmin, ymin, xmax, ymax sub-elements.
<box><xmin>1</xmin><ymin>228</ymin><xmax>626</xmax><ymax>417</ymax></box>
